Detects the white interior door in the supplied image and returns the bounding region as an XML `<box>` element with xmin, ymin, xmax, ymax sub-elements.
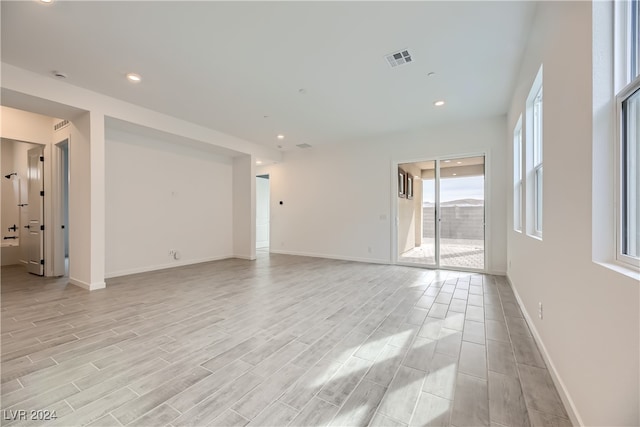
<box><xmin>26</xmin><ymin>146</ymin><xmax>44</xmax><ymax>275</ymax></box>
<box><xmin>256</xmin><ymin>175</ymin><xmax>270</xmax><ymax>249</ymax></box>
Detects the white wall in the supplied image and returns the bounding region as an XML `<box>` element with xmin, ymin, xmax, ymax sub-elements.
<box><xmin>105</xmin><ymin>127</ymin><xmax>234</xmax><ymax>278</ymax></box>
<box><xmin>258</xmin><ymin>115</ymin><xmax>507</xmax><ymax>273</ymax></box>
<box><xmin>506</xmin><ymin>2</ymin><xmax>639</xmax><ymax>425</ymax></box>
<box><xmin>232</xmin><ymin>155</ymin><xmax>255</xmax><ymax>259</ymax></box>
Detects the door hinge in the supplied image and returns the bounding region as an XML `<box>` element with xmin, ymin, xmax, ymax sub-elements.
<box><xmin>40</xmin><ymin>191</ymin><xmax>44</xmax><ymax>197</ymax></box>
<box><xmin>40</xmin><ymin>225</ymin><xmax>45</xmax><ymax>231</ymax></box>
<box><xmin>39</xmin><ymin>156</ymin><xmax>44</xmax><ymax>162</ymax></box>
<box><xmin>40</xmin><ymin>259</ymin><xmax>45</xmax><ymax>265</ymax></box>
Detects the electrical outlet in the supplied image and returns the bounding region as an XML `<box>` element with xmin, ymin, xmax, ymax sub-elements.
<box><xmin>538</xmin><ymin>302</ymin><xmax>543</xmax><ymax>320</ymax></box>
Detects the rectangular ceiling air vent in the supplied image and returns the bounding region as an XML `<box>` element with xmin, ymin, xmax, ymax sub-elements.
<box><xmin>54</xmin><ymin>119</ymin><xmax>70</xmax><ymax>131</ymax></box>
<box><xmin>296</xmin><ymin>143</ymin><xmax>312</xmax><ymax>149</ymax></box>
<box><xmin>385</xmin><ymin>49</ymin><xmax>413</xmax><ymax>68</ymax></box>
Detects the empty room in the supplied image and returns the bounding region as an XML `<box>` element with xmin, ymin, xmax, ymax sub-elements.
<box><xmin>0</xmin><ymin>1</ymin><xmax>638</xmax><ymax>426</ymax></box>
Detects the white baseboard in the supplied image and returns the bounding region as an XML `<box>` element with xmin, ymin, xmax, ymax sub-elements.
<box><xmin>233</xmin><ymin>254</ymin><xmax>257</xmax><ymax>260</ymax></box>
<box><xmin>104</xmin><ymin>255</ymin><xmax>234</xmax><ymax>279</ymax></box>
<box><xmin>269</xmin><ymin>249</ymin><xmax>390</xmax><ymax>265</ymax></box>
<box><xmin>506</xmin><ymin>275</ymin><xmax>583</xmax><ymax>426</ymax></box>
<box><xmin>69</xmin><ymin>277</ymin><xmax>105</xmax><ymax>291</ymax></box>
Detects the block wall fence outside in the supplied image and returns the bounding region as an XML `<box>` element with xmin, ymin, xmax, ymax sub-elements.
<box><xmin>422</xmin><ymin>206</ymin><xmax>484</xmax><ymax>240</ymax></box>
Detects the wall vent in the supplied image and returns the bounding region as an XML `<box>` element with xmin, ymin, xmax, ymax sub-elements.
<box><xmin>296</xmin><ymin>143</ymin><xmax>312</xmax><ymax>149</ymax></box>
<box><xmin>54</xmin><ymin>119</ymin><xmax>70</xmax><ymax>131</ymax></box>
<box><xmin>385</xmin><ymin>49</ymin><xmax>413</xmax><ymax>68</ymax></box>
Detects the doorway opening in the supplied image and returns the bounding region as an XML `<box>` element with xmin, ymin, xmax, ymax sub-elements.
<box><xmin>54</xmin><ymin>140</ymin><xmax>70</xmax><ymax>277</ymax></box>
<box><xmin>0</xmin><ymin>139</ymin><xmax>46</xmax><ymax>275</ymax></box>
<box><xmin>256</xmin><ymin>174</ymin><xmax>270</xmax><ymax>251</ymax></box>
<box><xmin>397</xmin><ymin>155</ymin><xmax>485</xmax><ymax>271</ymax></box>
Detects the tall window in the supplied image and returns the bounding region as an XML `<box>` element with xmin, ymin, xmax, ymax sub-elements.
<box><xmin>617</xmin><ymin>0</ymin><xmax>640</xmax><ymax>267</ymax></box>
<box><xmin>533</xmin><ymin>87</ymin><xmax>543</xmax><ymax>235</ymax></box>
<box><xmin>513</xmin><ymin>116</ymin><xmax>523</xmax><ymax>232</ymax></box>
<box><xmin>526</xmin><ymin>66</ymin><xmax>543</xmax><ymax>239</ymax></box>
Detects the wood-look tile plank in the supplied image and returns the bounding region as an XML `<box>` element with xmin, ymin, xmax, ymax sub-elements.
<box><xmin>50</xmin><ymin>387</ymin><xmax>138</xmax><ymax>427</ymax></box>
<box><xmin>527</xmin><ymin>409</ymin><xmax>572</xmax><ymax>427</ymax></box>
<box><xmin>289</xmin><ymin>397</ymin><xmax>339</xmax><ymax>427</ymax></box>
<box><xmin>378</xmin><ymin>366</ymin><xmax>425</xmax><ymax>423</ymax></box>
<box><xmin>518</xmin><ymin>364</ymin><xmax>569</xmax><ymax>418</ymax></box>
<box><xmin>249</xmin><ymin>340</ymin><xmax>308</xmax><ymax>378</ymax></box>
<box><xmin>208</xmin><ymin>409</ymin><xmax>250</xmax><ymax>427</ymax></box>
<box><xmin>232</xmin><ymin>363</ymin><xmax>305</xmax><ymax>420</ymax></box>
<box><xmin>410</xmin><ymin>392</ymin><xmax>452</xmax><ymax>427</ymax></box>
<box><xmin>510</xmin><ymin>334</ymin><xmax>546</xmax><ymax>368</ymax></box>
<box><xmin>167</xmin><ymin>359</ymin><xmax>252</xmax><ymax>413</ymax></box>
<box><xmin>370</xmin><ymin>412</ymin><xmax>408</xmax><ymax>427</ymax></box>
<box><xmin>486</xmin><ymin>320</ymin><xmax>509</xmax><ymax>343</ymax></box>
<box><xmin>462</xmin><ymin>320</ymin><xmax>486</xmax><ymax>345</ymax></box>
<box><xmin>129</xmin><ymin>403</ymin><xmax>181</xmax><ymax>426</ymax></box>
<box><xmin>488</xmin><ymin>371</ymin><xmax>530</xmax><ymax>427</ymax></box>
<box><xmin>458</xmin><ymin>341</ymin><xmax>487</xmax><ymax>379</ymax></box>
<box><xmin>434</xmin><ymin>329</ymin><xmax>462</xmax><ymax>358</ymax></box>
<box><xmin>487</xmin><ymin>339</ymin><xmax>518</xmax><ymax>378</ymax></box>
<box><xmin>451</xmin><ymin>373</ymin><xmax>489</xmax><ymax>427</ymax></box>
<box><xmin>112</xmin><ymin>366</ymin><xmax>211</xmax><ymax>425</ymax></box>
<box><xmin>317</xmin><ymin>356</ymin><xmax>372</xmax><ymax>407</ymax></box>
<box><xmin>279</xmin><ymin>357</ymin><xmax>342</xmax><ymax>410</ymax></box>
<box><xmin>67</xmin><ymin>357</ymin><xmax>169</xmax><ymax>410</ymax></box>
<box><xmin>402</xmin><ymin>337</ymin><xmax>436</xmax><ymax>372</ymax></box>
<box><xmin>422</xmin><ymin>352</ymin><xmax>458</xmax><ymax>400</ymax></box>
<box><xmin>246</xmin><ymin>401</ymin><xmax>297</xmax><ymax>427</ymax></box>
<box><xmin>328</xmin><ymin>379</ymin><xmax>386</xmax><ymax>427</ymax></box>
<box><xmin>172</xmin><ymin>372</ymin><xmax>264</xmax><ymax>426</ymax></box>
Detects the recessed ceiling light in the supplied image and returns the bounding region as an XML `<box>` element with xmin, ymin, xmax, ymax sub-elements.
<box><xmin>126</xmin><ymin>73</ymin><xmax>142</xmax><ymax>83</ymax></box>
<box><xmin>434</xmin><ymin>100</ymin><xmax>445</xmax><ymax>107</ymax></box>
<box><xmin>427</xmin><ymin>72</ymin><xmax>436</xmax><ymax>77</ymax></box>
<box><xmin>40</xmin><ymin>0</ymin><xmax>54</xmax><ymax>3</ymax></box>
<box><xmin>52</xmin><ymin>71</ymin><xmax>67</xmax><ymax>79</ymax></box>
<box><xmin>256</xmin><ymin>160</ymin><xmax>263</xmax><ymax>165</ymax></box>
<box><xmin>298</xmin><ymin>88</ymin><xmax>307</xmax><ymax>94</ymax></box>
<box><xmin>444</xmin><ymin>160</ymin><xmax>451</xmax><ymax>163</ymax></box>
<box><xmin>276</xmin><ymin>134</ymin><xmax>285</xmax><ymax>140</ymax></box>
<box><xmin>457</xmin><ymin>161</ymin><xmax>462</xmax><ymax>164</ymax></box>
<box><xmin>452</xmin><ymin>173</ymin><xmax>457</xmax><ymax>176</ymax></box>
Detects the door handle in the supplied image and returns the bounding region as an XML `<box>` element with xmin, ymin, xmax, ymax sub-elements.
<box><xmin>24</xmin><ymin>225</ymin><xmax>30</xmax><ymax>229</ymax></box>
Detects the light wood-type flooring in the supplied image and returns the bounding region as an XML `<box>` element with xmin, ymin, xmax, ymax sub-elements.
<box><xmin>1</xmin><ymin>254</ymin><xmax>571</xmax><ymax>426</ymax></box>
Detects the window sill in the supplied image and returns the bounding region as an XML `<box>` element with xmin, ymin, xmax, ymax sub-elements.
<box><xmin>594</xmin><ymin>260</ymin><xmax>640</xmax><ymax>281</ymax></box>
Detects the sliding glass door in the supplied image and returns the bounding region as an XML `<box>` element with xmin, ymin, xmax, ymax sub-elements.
<box><xmin>398</xmin><ymin>156</ymin><xmax>485</xmax><ymax>271</ymax></box>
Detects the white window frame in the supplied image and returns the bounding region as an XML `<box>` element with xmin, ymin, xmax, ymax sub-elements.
<box><xmin>513</xmin><ymin>115</ymin><xmax>523</xmax><ymax>232</ymax></box>
<box><xmin>615</xmin><ymin>0</ymin><xmax>640</xmax><ymax>269</ymax></box>
<box><xmin>525</xmin><ymin>65</ymin><xmax>543</xmax><ymax>239</ymax></box>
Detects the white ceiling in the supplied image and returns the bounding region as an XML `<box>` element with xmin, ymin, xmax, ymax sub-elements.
<box><xmin>1</xmin><ymin>1</ymin><xmax>536</xmax><ymax>151</ymax></box>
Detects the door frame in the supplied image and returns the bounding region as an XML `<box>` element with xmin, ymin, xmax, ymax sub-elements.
<box><xmin>391</xmin><ymin>151</ymin><xmax>491</xmax><ymax>273</ymax></box>
<box><xmin>255</xmin><ymin>173</ymin><xmax>270</xmax><ymax>250</ymax></box>
<box><xmin>51</xmin><ymin>139</ymin><xmax>69</xmax><ymax>276</ymax></box>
